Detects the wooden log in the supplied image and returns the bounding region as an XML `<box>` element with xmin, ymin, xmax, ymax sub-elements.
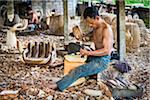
<box><xmin>133</xmin><ymin>19</ymin><xmax>145</xmax><ymax>28</ymax></box>
<box><xmin>64</xmin><ymin>55</ymin><xmax>87</xmax><ymax>74</ymax></box>
<box><xmin>125</xmin><ymin>28</ymin><xmax>133</xmax><ymax>51</ymax></box>
<box><xmin>100</xmin><ymin>13</ymin><xmax>116</xmax><ymax>25</ymax></box>
<box><xmin>112</xmin><ymin>18</ymin><xmax>141</xmax><ymax>52</ymax></box>
<box><xmin>48</xmin><ymin>15</ymin><xmax>64</xmax><ymax>35</ymax></box>
<box><xmin>64</xmin><ymin>55</ymin><xmax>87</xmax><ymax>87</ymax></box>
<box><xmin>127</xmin><ymin>19</ymin><xmax>145</xmax><ymax>28</ymax></box>
<box><xmin>125</xmin><ymin>22</ymin><xmax>141</xmax><ymax>50</ymax></box>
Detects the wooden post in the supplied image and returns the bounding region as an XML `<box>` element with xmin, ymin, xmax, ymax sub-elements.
<box><xmin>7</xmin><ymin>0</ymin><xmax>14</xmax><ymax>21</ymax></box>
<box><xmin>88</xmin><ymin>0</ymin><xmax>91</xmax><ymax>7</ymax></box>
<box><xmin>116</xmin><ymin>0</ymin><xmax>126</xmax><ymax>61</ymax></box>
<box><xmin>63</xmin><ymin>0</ymin><xmax>69</xmax><ymax>43</ymax></box>
<box><xmin>42</xmin><ymin>0</ymin><xmax>46</xmax><ymax>17</ymax></box>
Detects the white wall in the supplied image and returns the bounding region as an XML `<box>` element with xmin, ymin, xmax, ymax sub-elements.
<box><xmin>31</xmin><ymin>0</ymin><xmax>77</xmax><ymax>18</ymax></box>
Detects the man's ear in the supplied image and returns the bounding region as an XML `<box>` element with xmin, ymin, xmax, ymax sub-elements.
<box><xmin>95</xmin><ymin>16</ymin><xmax>99</xmax><ymax>20</ymax></box>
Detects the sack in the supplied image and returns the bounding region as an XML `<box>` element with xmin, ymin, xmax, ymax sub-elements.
<box><xmin>112</xmin><ymin>61</ymin><xmax>131</xmax><ymax>73</ymax></box>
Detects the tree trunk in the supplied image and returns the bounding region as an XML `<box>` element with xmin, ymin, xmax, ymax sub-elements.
<box><xmin>7</xmin><ymin>0</ymin><xmax>14</xmax><ymax>22</ymax></box>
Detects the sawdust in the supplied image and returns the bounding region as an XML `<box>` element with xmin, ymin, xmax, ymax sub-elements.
<box><xmin>0</xmin><ymin>32</ymin><xmax>149</xmax><ymax>99</ymax></box>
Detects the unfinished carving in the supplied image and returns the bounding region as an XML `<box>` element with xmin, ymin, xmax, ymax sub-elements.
<box><xmin>111</xmin><ymin>17</ymin><xmax>141</xmax><ymax>52</ymax></box>
<box><xmin>22</xmin><ymin>42</ymin><xmax>56</xmax><ymax>65</ymax></box>
<box><xmin>6</xmin><ymin>19</ymin><xmax>28</xmax><ymax>48</ymax></box>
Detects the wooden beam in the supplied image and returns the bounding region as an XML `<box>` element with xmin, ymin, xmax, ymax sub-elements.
<box><xmin>63</xmin><ymin>0</ymin><xmax>69</xmax><ymax>42</ymax></box>
<box><xmin>7</xmin><ymin>0</ymin><xmax>14</xmax><ymax>20</ymax></box>
<box><xmin>88</xmin><ymin>0</ymin><xmax>91</xmax><ymax>7</ymax></box>
<box><xmin>116</xmin><ymin>0</ymin><xmax>126</xmax><ymax>61</ymax></box>
<box><xmin>42</xmin><ymin>0</ymin><xmax>46</xmax><ymax>17</ymax></box>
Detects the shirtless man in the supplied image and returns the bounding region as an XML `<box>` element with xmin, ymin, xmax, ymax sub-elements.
<box><xmin>27</xmin><ymin>7</ymin><xmax>39</xmax><ymax>31</ymax></box>
<box><xmin>47</xmin><ymin>7</ymin><xmax>114</xmax><ymax>91</ymax></box>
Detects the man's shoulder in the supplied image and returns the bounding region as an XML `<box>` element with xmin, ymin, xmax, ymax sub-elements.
<box><xmin>99</xmin><ymin>21</ymin><xmax>109</xmax><ymax>29</ymax></box>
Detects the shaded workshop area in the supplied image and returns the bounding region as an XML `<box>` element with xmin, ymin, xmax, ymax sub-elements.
<box><xmin>0</xmin><ymin>0</ymin><xmax>149</xmax><ymax>100</ymax></box>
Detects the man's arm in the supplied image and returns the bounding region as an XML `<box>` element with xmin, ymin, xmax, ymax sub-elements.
<box><xmin>32</xmin><ymin>13</ymin><xmax>39</xmax><ymax>24</ymax></box>
<box><xmin>80</xmin><ymin>27</ymin><xmax>112</xmax><ymax>56</ymax></box>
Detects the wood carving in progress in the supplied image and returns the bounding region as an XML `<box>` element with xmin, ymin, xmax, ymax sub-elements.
<box><xmin>22</xmin><ymin>42</ymin><xmax>56</xmax><ymax>65</ymax></box>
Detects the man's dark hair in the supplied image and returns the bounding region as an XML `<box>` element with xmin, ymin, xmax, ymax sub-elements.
<box><xmin>27</xmin><ymin>6</ymin><xmax>32</xmax><ymax>11</ymax></box>
<box><xmin>83</xmin><ymin>6</ymin><xmax>99</xmax><ymax>19</ymax></box>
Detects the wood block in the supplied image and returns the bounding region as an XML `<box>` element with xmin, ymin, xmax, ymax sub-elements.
<box><xmin>64</xmin><ymin>59</ymin><xmax>85</xmax><ymax>75</ymax></box>
<box><xmin>64</xmin><ymin>55</ymin><xmax>87</xmax><ymax>87</ymax></box>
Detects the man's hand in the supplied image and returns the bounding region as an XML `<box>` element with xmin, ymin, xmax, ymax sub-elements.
<box><xmin>80</xmin><ymin>48</ymin><xmax>90</xmax><ymax>56</ymax></box>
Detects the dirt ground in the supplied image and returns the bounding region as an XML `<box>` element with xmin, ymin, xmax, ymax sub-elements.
<box><xmin>0</xmin><ymin>31</ymin><xmax>149</xmax><ymax>99</ymax></box>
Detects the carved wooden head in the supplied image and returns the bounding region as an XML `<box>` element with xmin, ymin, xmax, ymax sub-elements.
<box><xmin>72</xmin><ymin>25</ymin><xmax>83</xmax><ymax>40</ymax></box>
